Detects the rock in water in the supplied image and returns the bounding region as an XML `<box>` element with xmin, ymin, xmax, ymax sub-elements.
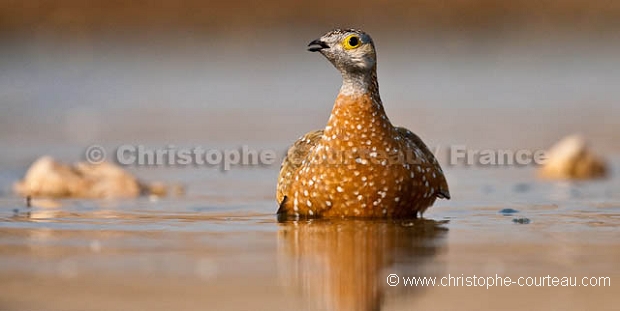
<box><xmin>14</xmin><ymin>156</ymin><xmax>141</xmax><ymax>198</ymax></box>
<box><xmin>539</xmin><ymin>135</ymin><xmax>608</xmax><ymax>180</ymax></box>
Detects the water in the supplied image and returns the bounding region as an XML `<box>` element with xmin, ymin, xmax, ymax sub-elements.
<box><xmin>1</xmin><ymin>35</ymin><xmax>619</xmax><ymax>310</ymax></box>
<box><xmin>1</xmin><ymin>161</ymin><xmax>619</xmax><ymax>310</ymax></box>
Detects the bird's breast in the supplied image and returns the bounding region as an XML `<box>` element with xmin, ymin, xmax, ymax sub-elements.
<box><xmin>284</xmin><ymin>93</ymin><xmax>434</xmax><ymax>217</ymax></box>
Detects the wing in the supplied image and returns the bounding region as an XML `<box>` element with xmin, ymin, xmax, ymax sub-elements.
<box><xmin>276</xmin><ymin>130</ymin><xmax>324</xmax><ymax>210</ymax></box>
<box><xmin>396</xmin><ymin>127</ymin><xmax>450</xmax><ymax>200</ymax></box>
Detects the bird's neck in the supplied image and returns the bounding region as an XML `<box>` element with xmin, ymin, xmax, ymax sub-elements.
<box><xmin>324</xmin><ymin>67</ymin><xmax>393</xmax><ymax>143</ymax></box>
<box><xmin>339</xmin><ymin>66</ymin><xmax>381</xmax><ymax>103</ymax></box>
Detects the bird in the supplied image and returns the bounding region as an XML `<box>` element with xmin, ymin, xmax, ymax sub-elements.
<box><xmin>276</xmin><ymin>28</ymin><xmax>450</xmax><ymax>219</ymax></box>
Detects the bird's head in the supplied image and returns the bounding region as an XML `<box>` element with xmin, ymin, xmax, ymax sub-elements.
<box><xmin>308</xmin><ymin>29</ymin><xmax>376</xmax><ymax>74</ymax></box>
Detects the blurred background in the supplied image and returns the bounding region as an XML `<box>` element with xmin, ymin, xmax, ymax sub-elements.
<box><xmin>1</xmin><ymin>0</ymin><xmax>619</xmax><ymax>166</ymax></box>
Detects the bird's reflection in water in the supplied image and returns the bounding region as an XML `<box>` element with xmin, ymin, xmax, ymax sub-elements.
<box><xmin>277</xmin><ymin>218</ymin><xmax>448</xmax><ymax>311</ymax></box>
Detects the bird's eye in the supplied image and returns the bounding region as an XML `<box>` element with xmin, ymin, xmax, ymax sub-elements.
<box><xmin>342</xmin><ymin>35</ymin><xmax>361</xmax><ymax>50</ymax></box>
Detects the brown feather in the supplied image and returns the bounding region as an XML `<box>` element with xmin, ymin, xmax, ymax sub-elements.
<box><xmin>395</xmin><ymin>127</ymin><xmax>450</xmax><ymax>200</ymax></box>
<box><xmin>276</xmin><ymin>130</ymin><xmax>324</xmax><ymax>212</ymax></box>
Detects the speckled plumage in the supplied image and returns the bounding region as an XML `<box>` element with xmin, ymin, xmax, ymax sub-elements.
<box><xmin>277</xmin><ymin>29</ymin><xmax>449</xmax><ymax>218</ymax></box>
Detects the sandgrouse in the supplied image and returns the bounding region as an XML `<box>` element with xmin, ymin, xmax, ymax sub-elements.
<box><xmin>277</xmin><ymin>29</ymin><xmax>450</xmax><ymax>218</ymax></box>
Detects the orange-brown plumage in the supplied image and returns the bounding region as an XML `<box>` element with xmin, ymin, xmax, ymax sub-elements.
<box><xmin>277</xmin><ymin>29</ymin><xmax>449</xmax><ymax>218</ymax></box>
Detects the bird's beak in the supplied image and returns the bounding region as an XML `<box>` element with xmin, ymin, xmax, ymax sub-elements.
<box><xmin>307</xmin><ymin>39</ymin><xmax>329</xmax><ymax>52</ymax></box>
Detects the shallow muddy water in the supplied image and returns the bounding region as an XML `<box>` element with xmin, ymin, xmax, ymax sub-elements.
<box><xmin>0</xmin><ymin>160</ymin><xmax>619</xmax><ymax>311</ymax></box>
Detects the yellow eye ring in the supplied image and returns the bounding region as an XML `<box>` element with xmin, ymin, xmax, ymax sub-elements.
<box><xmin>342</xmin><ymin>35</ymin><xmax>361</xmax><ymax>50</ymax></box>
